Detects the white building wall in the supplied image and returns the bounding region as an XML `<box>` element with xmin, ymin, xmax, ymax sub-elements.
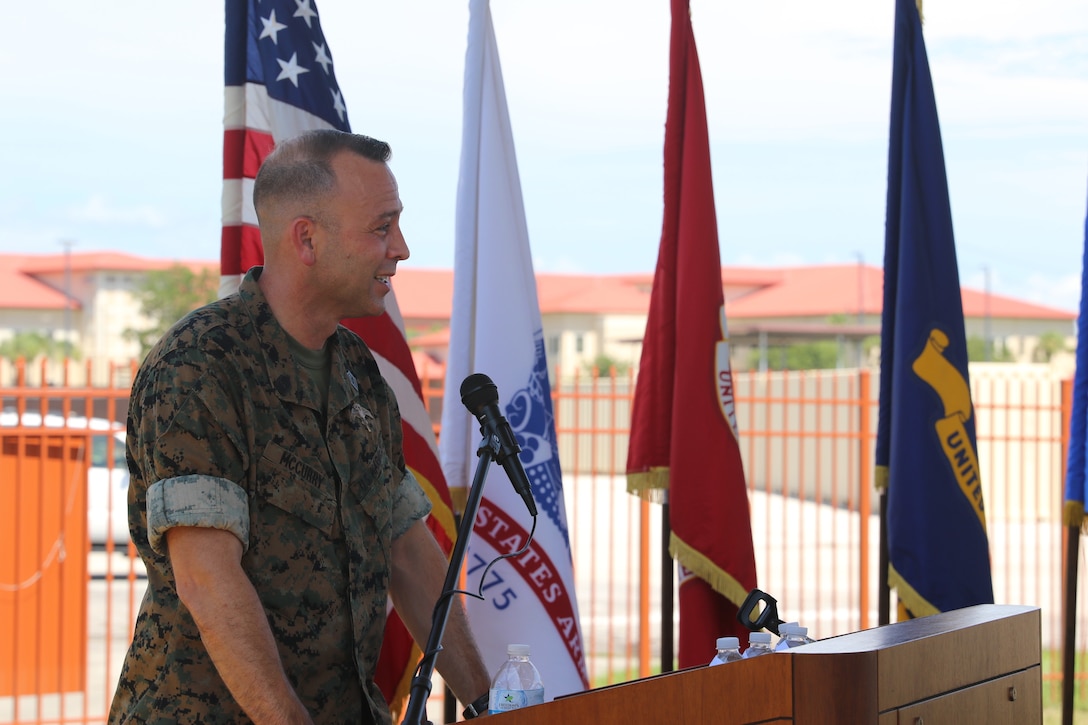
<box><xmin>85</xmin><ymin>271</ymin><xmax>147</xmax><ymax>363</ymax></box>
<box><xmin>0</xmin><ymin>309</ymin><xmax>68</xmax><ymax>341</ymax></box>
<box><xmin>599</xmin><ymin>313</ymin><xmax>647</xmax><ymax>371</ymax></box>
<box><xmin>542</xmin><ymin>313</ymin><xmax>598</xmax><ymax>378</ymax></box>
<box><xmin>0</xmin><ymin>268</ymin><xmax>154</xmax><ymax>385</ymax></box>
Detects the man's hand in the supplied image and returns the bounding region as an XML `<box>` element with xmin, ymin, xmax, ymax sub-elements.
<box><xmin>389</xmin><ymin>520</ymin><xmax>492</xmax><ymax>710</ymax></box>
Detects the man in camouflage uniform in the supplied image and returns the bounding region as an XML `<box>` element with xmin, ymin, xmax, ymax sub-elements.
<box><xmin>109</xmin><ymin>130</ymin><xmax>492</xmax><ymax>724</ymax></box>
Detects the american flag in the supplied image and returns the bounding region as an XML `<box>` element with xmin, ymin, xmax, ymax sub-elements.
<box><xmin>221</xmin><ymin>0</ymin><xmax>458</xmax><ymax>717</ymax></box>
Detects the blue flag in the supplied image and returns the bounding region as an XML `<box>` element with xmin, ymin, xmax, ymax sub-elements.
<box><xmin>875</xmin><ymin>0</ymin><xmax>994</xmax><ymax>618</ymax></box>
<box><xmin>1064</xmin><ymin>186</ymin><xmax>1088</xmax><ymax>528</ymax></box>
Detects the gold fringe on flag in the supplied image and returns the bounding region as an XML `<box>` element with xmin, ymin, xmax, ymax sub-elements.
<box><xmin>1064</xmin><ymin>499</ymin><xmax>1086</xmax><ymax>529</ymax></box>
<box><xmin>888</xmin><ymin>563</ymin><xmax>939</xmax><ymax>620</ymax></box>
<box><xmin>897</xmin><ymin>601</ymin><xmax>914</xmax><ymax>622</ymax></box>
<box><xmin>670</xmin><ymin>533</ymin><xmax>751</xmax><ymax>610</ymax></box>
<box><xmin>916</xmin><ymin>0</ymin><xmax>925</xmax><ymax>24</ymax></box>
<box><xmin>626</xmin><ymin>466</ymin><xmax>670</xmax><ymax>503</ymax></box>
<box><xmin>448</xmin><ymin>486</ymin><xmax>469</xmax><ymax>518</ymax></box>
<box><xmin>875</xmin><ymin>464</ymin><xmax>889</xmax><ymax>492</ymax></box>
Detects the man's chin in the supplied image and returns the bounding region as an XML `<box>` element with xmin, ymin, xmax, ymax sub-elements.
<box><xmin>344</xmin><ymin>301</ymin><xmax>385</xmax><ymax>321</ymax></box>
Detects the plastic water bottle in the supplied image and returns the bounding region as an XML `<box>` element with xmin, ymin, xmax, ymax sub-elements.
<box><xmin>709</xmin><ymin>636</ymin><xmax>743</xmax><ymax>666</ymax></box>
<box><xmin>775</xmin><ymin>623</ymin><xmax>816</xmax><ymax>651</ymax></box>
<box><xmin>742</xmin><ymin>631</ymin><xmax>774</xmax><ymax>659</ymax></box>
<box><xmin>489</xmin><ymin>644</ymin><xmax>545</xmax><ymax>714</ymax></box>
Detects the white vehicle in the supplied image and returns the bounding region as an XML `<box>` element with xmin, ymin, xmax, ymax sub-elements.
<box><xmin>1</xmin><ymin>410</ymin><xmax>130</xmax><ymax>546</ymax></box>
<box><xmin>87</xmin><ymin>428</ymin><xmax>130</xmax><ymax>546</ymax></box>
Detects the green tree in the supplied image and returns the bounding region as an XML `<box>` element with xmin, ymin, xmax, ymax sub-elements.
<box><xmin>784</xmin><ymin>341</ymin><xmax>840</xmax><ymax>370</ymax></box>
<box><xmin>584</xmin><ymin>354</ymin><xmax>630</xmax><ymax>376</ymax></box>
<box><xmin>124</xmin><ymin>265</ymin><xmax>219</xmax><ymax>358</ymax></box>
<box><xmin>967</xmin><ymin>335</ymin><xmax>1014</xmax><ymax>362</ymax></box>
<box><xmin>861</xmin><ymin>334</ymin><xmax>882</xmax><ymax>360</ymax></box>
<box><xmin>1033</xmin><ymin>331</ymin><xmax>1066</xmax><ymax>363</ymax></box>
<box><xmin>749</xmin><ymin>341</ymin><xmax>841</xmax><ymax>371</ymax></box>
<box><xmin>0</xmin><ymin>331</ymin><xmax>76</xmax><ymax>361</ymax></box>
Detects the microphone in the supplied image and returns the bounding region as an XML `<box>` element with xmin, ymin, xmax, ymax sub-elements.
<box><xmin>459</xmin><ymin>373</ymin><xmax>538</xmax><ymax>517</ymax></box>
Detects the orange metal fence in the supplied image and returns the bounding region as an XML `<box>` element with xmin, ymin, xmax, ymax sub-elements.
<box><xmin>1</xmin><ymin>360</ymin><xmax>137</xmax><ymax>724</ymax></box>
<box><xmin>1</xmin><ymin>358</ymin><xmax>1083</xmax><ymax>723</ymax></box>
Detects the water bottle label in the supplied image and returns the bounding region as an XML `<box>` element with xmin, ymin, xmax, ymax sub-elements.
<box><xmin>489</xmin><ymin>687</ymin><xmax>545</xmax><ymax>713</ymax></box>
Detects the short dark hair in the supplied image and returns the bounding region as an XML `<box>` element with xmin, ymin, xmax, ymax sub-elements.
<box><xmin>252</xmin><ymin>130</ymin><xmax>392</xmax><ymax>221</ymax></box>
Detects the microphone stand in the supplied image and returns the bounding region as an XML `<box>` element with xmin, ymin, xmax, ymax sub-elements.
<box><xmin>402</xmin><ymin>436</ymin><xmax>496</xmax><ymax>725</ymax></box>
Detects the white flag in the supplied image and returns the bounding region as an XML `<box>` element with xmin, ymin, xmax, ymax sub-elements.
<box><xmin>439</xmin><ymin>0</ymin><xmax>588</xmax><ymax>700</ymax></box>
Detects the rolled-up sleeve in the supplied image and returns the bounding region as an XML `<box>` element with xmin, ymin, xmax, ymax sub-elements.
<box><xmin>391</xmin><ymin>468</ymin><xmax>432</xmax><ymax>540</ymax></box>
<box><xmin>131</xmin><ymin>346</ymin><xmax>252</xmax><ymax>556</ymax></box>
<box><xmin>146</xmin><ymin>474</ymin><xmax>250</xmax><ymax>555</ymax></box>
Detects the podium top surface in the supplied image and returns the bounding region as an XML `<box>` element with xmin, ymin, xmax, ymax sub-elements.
<box><xmin>468</xmin><ymin>605</ymin><xmax>1042</xmax><ymax>725</ymax></box>
<box><xmin>790</xmin><ymin>604</ymin><xmax>1039</xmax><ymax>655</ymax></box>
<box><xmin>788</xmin><ymin>603</ymin><xmax>1041</xmax><ymax>720</ymax></box>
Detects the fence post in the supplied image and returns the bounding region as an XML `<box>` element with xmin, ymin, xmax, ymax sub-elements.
<box><xmin>858</xmin><ymin>369</ymin><xmax>872</xmax><ymax>631</ymax></box>
<box><xmin>1061</xmin><ymin>377</ymin><xmax>1078</xmax><ymax>718</ymax></box>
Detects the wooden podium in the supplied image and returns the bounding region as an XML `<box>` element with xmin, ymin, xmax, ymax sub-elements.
<box><xmin>475</xmin><ymin>604</ymin><xmax>1040</xmax><ymax>724</ymax></box>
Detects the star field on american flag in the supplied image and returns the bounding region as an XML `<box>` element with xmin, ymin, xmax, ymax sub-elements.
<box><xmin>245</xmin><ymin>0</ymin><xmax>350</xmax><ymax>129</ymax></box>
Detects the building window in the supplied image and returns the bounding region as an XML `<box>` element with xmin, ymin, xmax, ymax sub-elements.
<box><xmin>575</xmin><ymin>334</ymin><xmax>584</xmax><ymax>354</ymax></box>
<box><xmin>548</xmin><ymin>336</ymin><xmax>559</xmax><ymax>357</ymax></box>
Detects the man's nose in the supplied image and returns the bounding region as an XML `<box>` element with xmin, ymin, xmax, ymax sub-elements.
<box><xmin>390</xmin><ymin>228</ymin><xmax>409</xmax><ymax>261</ymax></box>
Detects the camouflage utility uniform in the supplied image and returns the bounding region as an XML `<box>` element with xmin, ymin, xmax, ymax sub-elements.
<box><xmin>108</xmin><ymin>268</ymin><xmax>431</xmax><ymax>725</ymax></box>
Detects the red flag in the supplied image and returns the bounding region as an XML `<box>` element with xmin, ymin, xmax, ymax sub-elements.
<box><xmin>222</xmin><ymin>2</ymin><xmax>456</xmax><ymax>717</ymax></box>
<box><xmin>625</xmin><ymin>0</ymin><xmax>758</xmax><ymax>668</ymax></box>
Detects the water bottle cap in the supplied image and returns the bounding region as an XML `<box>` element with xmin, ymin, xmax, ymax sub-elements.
<box><xmin>715</xmin><ymin>637</ymin><xmax>739</xmax><ymax>650</ymax></box>
<box><xmin>507</xmin><ymin>644</ymin><xmax>531</xmax><ymax>657</ymax></box>
<box><xmin>749</xmin><ymin>632</ymin><xmax>772</xmax><ymax>644</ymax></box>
<box><xmin>779</xmin><ymin>623</ymin><xmax>799</xmax><ymax>635</ymax></box>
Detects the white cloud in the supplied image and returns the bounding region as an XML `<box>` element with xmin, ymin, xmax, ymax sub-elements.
<box><xmin>963</xmin><ymin>266</ymin><xmax>1082</xmax><ymax>313</ymax></box>
<box><xmin>1022</xmin><ymin>270</ymin><xmax>1083</xmax><ymax>312</ymax></box>
<box><xmin>65</xmin><ymin>195</ymin><xmax>167</xmax><ymax>228</ymax></box>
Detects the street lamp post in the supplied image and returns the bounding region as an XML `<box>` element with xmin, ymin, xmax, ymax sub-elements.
<box><xmin>984</xmin><ymin>265</ymin><xmax>992</xmax><ymax>362</ymax></box>
<box><xmin>61</xmin><ymin>239</ymin><xmax>74</xmax><ymax>358</ymax></box>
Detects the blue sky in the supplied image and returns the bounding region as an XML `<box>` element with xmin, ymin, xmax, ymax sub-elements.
<box><xmin>3</xmin><ymin>0</ymin><xmax>1086</xmax><ymax>311</ymax></box>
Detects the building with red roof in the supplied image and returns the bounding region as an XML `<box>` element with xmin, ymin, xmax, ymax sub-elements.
<box><xmin>396</xmin><ymin>264</ymin><xmax>1075</xmax><ymax>376</ymax></box>
<box><xmin>0</xmin><ymin>252</ymin><xmax>1075</xmax><ymax>383</ymax></box>
<box><xmin>0</xmin><ymin>252</ymin><xmax>216</xmax><ymax>382</ymax></box>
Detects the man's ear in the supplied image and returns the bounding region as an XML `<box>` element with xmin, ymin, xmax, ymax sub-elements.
<box><xmin>288</xmin><ymin>216</ymin><xmax>318</xmax><ymax>266</ymax></box>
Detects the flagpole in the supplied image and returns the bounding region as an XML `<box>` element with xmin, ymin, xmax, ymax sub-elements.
<box><xmin>660</xmin><ymin>501</ymin><xmax>674</xmax><ymax>673</ymax></box>
<box><xmin>878</xmin><ymin>490</ymin><xmax>890</xmax><ymax>625</ymax></box>
<box><xmin>1062</xmin><ymin>523</ymin><xmax>1079</xmax><ymax>725</ymax></box>
<box><xmin>1062</xmin><ymin>374</ymin><xmax>1080</xmax><ymax>725</ymax></box>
